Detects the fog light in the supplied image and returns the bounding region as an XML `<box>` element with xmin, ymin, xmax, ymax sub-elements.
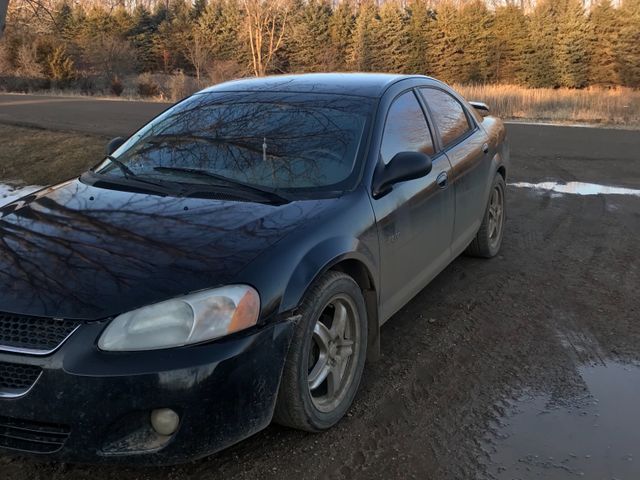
<box><xmin>150</xmin><ymin>408</ymin><xmax>180</xmax><ymax>436</ymax></box>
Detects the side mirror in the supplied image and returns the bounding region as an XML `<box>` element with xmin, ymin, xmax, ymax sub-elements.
<box><xmin>106</xmin><ymin>136</ymin><xmax>126</xmax><ymax>155</ymax></box>
<box><xmin>372</xmin><ymin>151</ymin><xmax>433</xmax><ymax>198</ymax></box>
<box><xmin>469</xmin><ymin>101</ymin><xmax>490</xmax><ymax>117</ymax></box>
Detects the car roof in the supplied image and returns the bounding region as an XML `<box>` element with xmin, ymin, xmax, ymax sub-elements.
<box><xmin>199</xmin><ymin>73</ymin><xmax>434</xmax><ymax>98</ymax></box>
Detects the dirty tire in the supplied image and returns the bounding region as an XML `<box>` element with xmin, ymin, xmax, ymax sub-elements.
<box><xmin>466</xmin><ymin>173</ymin><xmax>506</xmax><ymax>258</ymax></box>
<box><xmin>274</xmin><ymin>271</ymin><xmax>367</xmax><ymax>432</ymax></box>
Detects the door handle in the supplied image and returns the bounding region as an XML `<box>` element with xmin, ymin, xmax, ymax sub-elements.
<box><xmin>482</xmin><ymin>143</ymin><xmax>489</xmax><ymax>154</ymax></box>
<box><xmin>436</xmin><ymin>171</ymin><xmax>448</xmax><ymax>189</ymax></box>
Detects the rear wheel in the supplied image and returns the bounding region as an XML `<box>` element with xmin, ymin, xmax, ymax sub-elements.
<box><xmin>466</xmin><ymin>173</ymin><xmax>506</xmax><ymax>258</ymax></box>
<box><xmin>274</xmin><ymin>271</ymin><xmax>367</xmax><ymax>431</ymax></box>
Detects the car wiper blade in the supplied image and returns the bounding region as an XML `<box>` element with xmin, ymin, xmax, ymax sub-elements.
<box><xmin>152</xmin><ymin>166</ymin><xmax>289</xmax><ymax>203</ymax></box>
<box><xmin>81</xmin><ymin>171</ymin><xmax>169</xmax><ymax>196</ymax></box>
<box><xmin>86</xmin><ymin>171</ymin><xmax>180</xmax><ymax>197</ymax></box>
<box><xmin>100</xmin><ymin>157</ymin><xmax>180</xmax><ymax>191</ymax></box>
<box><xmin>105</xmin><ymin>155</ymin><xmax>136</xmax><ymax>179</ymax></box>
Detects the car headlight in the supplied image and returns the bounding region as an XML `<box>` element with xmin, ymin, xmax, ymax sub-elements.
<box><xmin>98</xmin><ymin>285</ymin><xmax>260</xmax><ymax>351</ymax></box>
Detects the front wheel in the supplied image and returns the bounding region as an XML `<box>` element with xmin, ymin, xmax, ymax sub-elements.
<box><xmin>466</xmin><ymin>173</ymin><xmax>506</xmax><ymax>258</ymax></box>
<box><xmin>274</xmin><ymin>271</ymin><xmax>367</xmax><ymax>432</ymax></box>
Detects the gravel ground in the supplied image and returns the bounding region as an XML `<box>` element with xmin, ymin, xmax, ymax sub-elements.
<box><xmin>0</xmin><ymin>122</ymin><xmax>639</xmax><ymax>479</ymax></box>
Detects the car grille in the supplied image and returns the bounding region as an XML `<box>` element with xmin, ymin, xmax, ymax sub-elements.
<box><xmin>0</xmin><ymin>361</ymin><xmax>42</xmax><ymax>395</ymax></box>
<box><xmin>0</xmin><ymin>415</ymin><xmax>70</xmax><ymax>454</ymax></box>
<box><xmin>0</xmin><ymin>313</ymin><xmax>79</xmax><ymax>354</ymax></box>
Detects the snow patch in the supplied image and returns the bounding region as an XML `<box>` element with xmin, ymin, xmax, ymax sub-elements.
<box><xmin>509</xmin><ymin>181</ymin><xmax>640</xmax><ymax>197</ymax></box>
<box><xmin>0</xmin><ymin>183</ymin><xmax>42</xmax><ymax>206</ymax></box>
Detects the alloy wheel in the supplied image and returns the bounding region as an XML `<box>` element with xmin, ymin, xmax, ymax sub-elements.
<box><xmin>307</xmin><ymin>295</ymin><xmax>360</xmax><ymax>413</ymax></box>
<box><xmin>487</xmin><ymin>185</ymin><xmax>504</xmax><ymax>249</ymax></box>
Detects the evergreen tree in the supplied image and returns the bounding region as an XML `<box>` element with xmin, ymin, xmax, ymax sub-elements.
<box><xmin>524</xmin><ymin>0</ymin><xmax>560</xmax><ymax>87</ymax></box>
<box><xmin>430</xmin><ymin>1</ymin><xmax>462</xmax><ymax>83</ymax></box>
<box><xmin>289</xmin><ymin>0</ymin><xmax>333</xmax><ymax>72</ymax></box>
<box><xmin>348</xmin><ymin>0</ymin><xmax>378</xmax><ymax>72</ymax></box>
<box><xmin>618</xmin><ymin>0</ymin><xmax>640</xmax><ymax>87</ymax></box>
<box><xmin>153</xmin><ymin>1</ymin><xmax>192</xmax><ymax>73</ymax></box>
<box><xmin>70</xmin><ymin>2</ymin><xmax>132</xmax><ymax>71</ymax></box>
<box><xmin>112</xmin><ymin>6</ymin><xmax>134</xmax><ymax>35</ymax></box>
<box><xmin>490</xmin><ymin>4</ymin><xmax>528</xmax><ymax>84</ymax></box>
<box><xmin>588</xmin><ymin>0</ymin><xmax>621</xmax><ymax>86</ymax></box>
<box><xmin>197</xmin><ymin>0</ymin><xmax>244</xmax><ymax>62</ymax></box>
<box><xmin>0</xmin><ymin>0</ymin><xmax>635</xmax><ymax>88</ymax></box>
<box><xmin>556</xmin><ymin>0</ymin><xmax>590</xmax><ymax>88</ymax></box>
<box><xmin>405</xmin><ymin>0</ymin><xmax>434</xmax><ymax>75</ymax></box>
<box><xmin>191</xmin><ymin>0</ymin><xmax>208</xmax><ymax>19</ymax></box>
<box><xmin>329</xmin><ymin>0</ymin><xmax>355</xmax><ymax>71</ymax></box>
<box><xmin>129</xmin><ymin>5</ymin><xmax>157</xmax><ymax>73</ymax></box>
<box><xmin>152</xmin><ymin>1</ymin><xmax>170</xmax><ymax>25</ymax></box>
<box><xmin>53</xmin><ymin>2</ymin><xmax>74</xmax><ymax>37</ymax></box>
<box><xmin>457</xmin><ymin>0</ymin><xmax>493</xmax><ymax>83</ymax></box>
<box><xmin>373</xmin><ymin>0</ymin><xmax>409</xmax><ymax>73</ymax></box>
<box><xmin>47</xmin><ymin>45</ymin><xmax>76</xmax><ymax>86</ymax></box>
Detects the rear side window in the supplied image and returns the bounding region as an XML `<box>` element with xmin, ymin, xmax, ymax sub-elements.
<box><xmin>380</xmin><ymin>91</ymin><xmax>435</xmax><ymax>165</ymax></box>
<box><xmin>420</xmin><ymin>88</ymin><xmax>472</xmax><ymax>147</ymax></box>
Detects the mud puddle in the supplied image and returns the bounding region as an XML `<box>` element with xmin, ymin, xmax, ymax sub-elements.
<box><xmin>484</xmin><ymin>361</ymin><xmax>640</xmax><ymax>479</ymax></box>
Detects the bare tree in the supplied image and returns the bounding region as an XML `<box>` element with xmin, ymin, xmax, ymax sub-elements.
<box><xmin>183</xmin><ymin>30</ymin><xmax>212</xmax><ymax>83</ymax></box>
<box><xmin>82</xmin><ymin>32</ymin><xmax>137</xmax><ymax>80</ymax></box>
<box><xmin>16</xmin><ymin>42</ymin><xmax>43</xmax><ymax>77</ymax></box>
<box><xmin>242</xmin><ymin>0</ymin><xmax>290</xmax><ymax>77</ymax></box>
<box><xmin>7</xmin><ymin>0</ymin><xmax>57</xmax><ymax>31</ymax></box>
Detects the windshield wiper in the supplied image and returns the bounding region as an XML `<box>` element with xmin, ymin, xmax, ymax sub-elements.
<box><xmin>93</xmin><ymin>158</ymin><xmax>177</xmax><ymax>193</ymax></box>
<box><xmin>152</xmin><ymin>166</ymin><xmax>289</xmax><ymax>203</ymax></box>
<box><xmin>105</xmin><ymin>155</ymin><xmax>137</xmax><ymax>179</ymax></box>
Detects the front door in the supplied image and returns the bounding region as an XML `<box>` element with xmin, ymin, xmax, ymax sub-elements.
<box><xmin>371</xmin><ymin>90</ymin><xmax>455</xmax><ymax>322</ymax></box>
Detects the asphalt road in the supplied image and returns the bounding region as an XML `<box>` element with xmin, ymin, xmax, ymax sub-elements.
<box><xmin>0</xmin><ymin>93</ymin><xmax>168</xmax><ymax>137</ymax></box>
<box><xmin>1</xmin><ymin>93</ymin><xmax>639</xmax><ymax>479</ymax></box>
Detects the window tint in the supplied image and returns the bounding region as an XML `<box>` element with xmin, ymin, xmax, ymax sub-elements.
<box><xmin>420</xmin><ymin>88</ymin><xmax>471</xmax><ymax>147</ymax></box>
<box><xmin>380</xmin><ymin>91</ymin><xmax>435</xmax><ymax>165</ymax></box>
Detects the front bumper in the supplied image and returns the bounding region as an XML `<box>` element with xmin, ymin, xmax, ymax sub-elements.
<box><xmin>0</xmin><ymin>319</ymin><xmax>293</xmax><ymax>465</ymax></box>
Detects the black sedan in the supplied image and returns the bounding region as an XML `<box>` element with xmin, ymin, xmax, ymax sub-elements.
<box><xmin>0</xmin><ymin>73</ymin><xmax>508</xmax><ymax>464</ymax></box>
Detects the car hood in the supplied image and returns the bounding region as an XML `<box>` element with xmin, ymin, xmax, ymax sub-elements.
<box><xmin>0</xmin><ymin>179</ymin><xmax>330</xmax><ymax>320</ymax></box>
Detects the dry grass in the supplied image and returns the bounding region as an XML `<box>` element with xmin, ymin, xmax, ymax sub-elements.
<box><xmin>0</xmin><ymin>124</ymin><xmax>108</xmax><ymax>185</ymax></box>
<box><xmin>455</xmin><ymin>84</ymin><xmax>640</xmax><ymax>127</ymax></box>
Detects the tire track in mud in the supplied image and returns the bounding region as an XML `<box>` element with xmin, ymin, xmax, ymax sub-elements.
<box><xmin>324</xmin><ymin>226</ymin><xmax>551</xmax><ymax>479</ymax></box>
<box><xmin>517</xmin><ymin>191</ymin><xmax>609</xmax><ymax>366</ymax></box>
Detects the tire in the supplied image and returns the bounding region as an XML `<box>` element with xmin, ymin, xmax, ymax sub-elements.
<box><xmin>466</xmin><ymin>173</ymin><xmax>506</xmax><ymax>258</ymax></box>
<box><xmin>274</xmin><ymin>271</ymin><xmax>368</xmax><ymax>432</ymax></box>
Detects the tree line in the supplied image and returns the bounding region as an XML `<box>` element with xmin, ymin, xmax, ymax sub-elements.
<box><xmin>1</xmin><ymin>0</ymin><xmax>639</xmax><ymax>97</ymax></box>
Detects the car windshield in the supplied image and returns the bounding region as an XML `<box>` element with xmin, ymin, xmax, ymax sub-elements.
<box><xmin>93</xmin><ymin>91</ymin><xmax>374</xmax><ymax>194</ymax></box>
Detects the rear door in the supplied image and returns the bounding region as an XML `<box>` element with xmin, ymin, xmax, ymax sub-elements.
<box><xmin>371</xmin><ymin>89</ymin><xmax>454</xmax><ymax>322</ymax></box>
<box><xmin>418</xmin><ymin>87</ymin><xmax>491</xmax><ymax>256</ymax></box>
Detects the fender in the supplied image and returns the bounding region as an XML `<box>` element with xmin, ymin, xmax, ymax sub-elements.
<box><xmin>231</xmin><ymin>189</ymin><xmax>381</xmax><ymax>360</ymax></box>
<box><xmin>280</xmin><ymin>235</ymin><xmax>378</xmax><ymax>313</ymax></box>
<box><xmin>279</xmin><ymin>235</ymin><xmax>381</xmax><ymax>361</ymax></box>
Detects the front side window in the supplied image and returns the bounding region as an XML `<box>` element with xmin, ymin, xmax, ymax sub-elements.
<box><xmin>420</xmin><ymin>88</ymin><xmax>472</xmax><ymax>147</ymax></box>
<box><xmin>380</xmin><ymin>91</ymin><xmax>435</xmax><ymax>165</ymax></box>
<box><xmin>94</xmin><ymin>92</ymin><xmax>374</xmax><ymax>193</ymax></box>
